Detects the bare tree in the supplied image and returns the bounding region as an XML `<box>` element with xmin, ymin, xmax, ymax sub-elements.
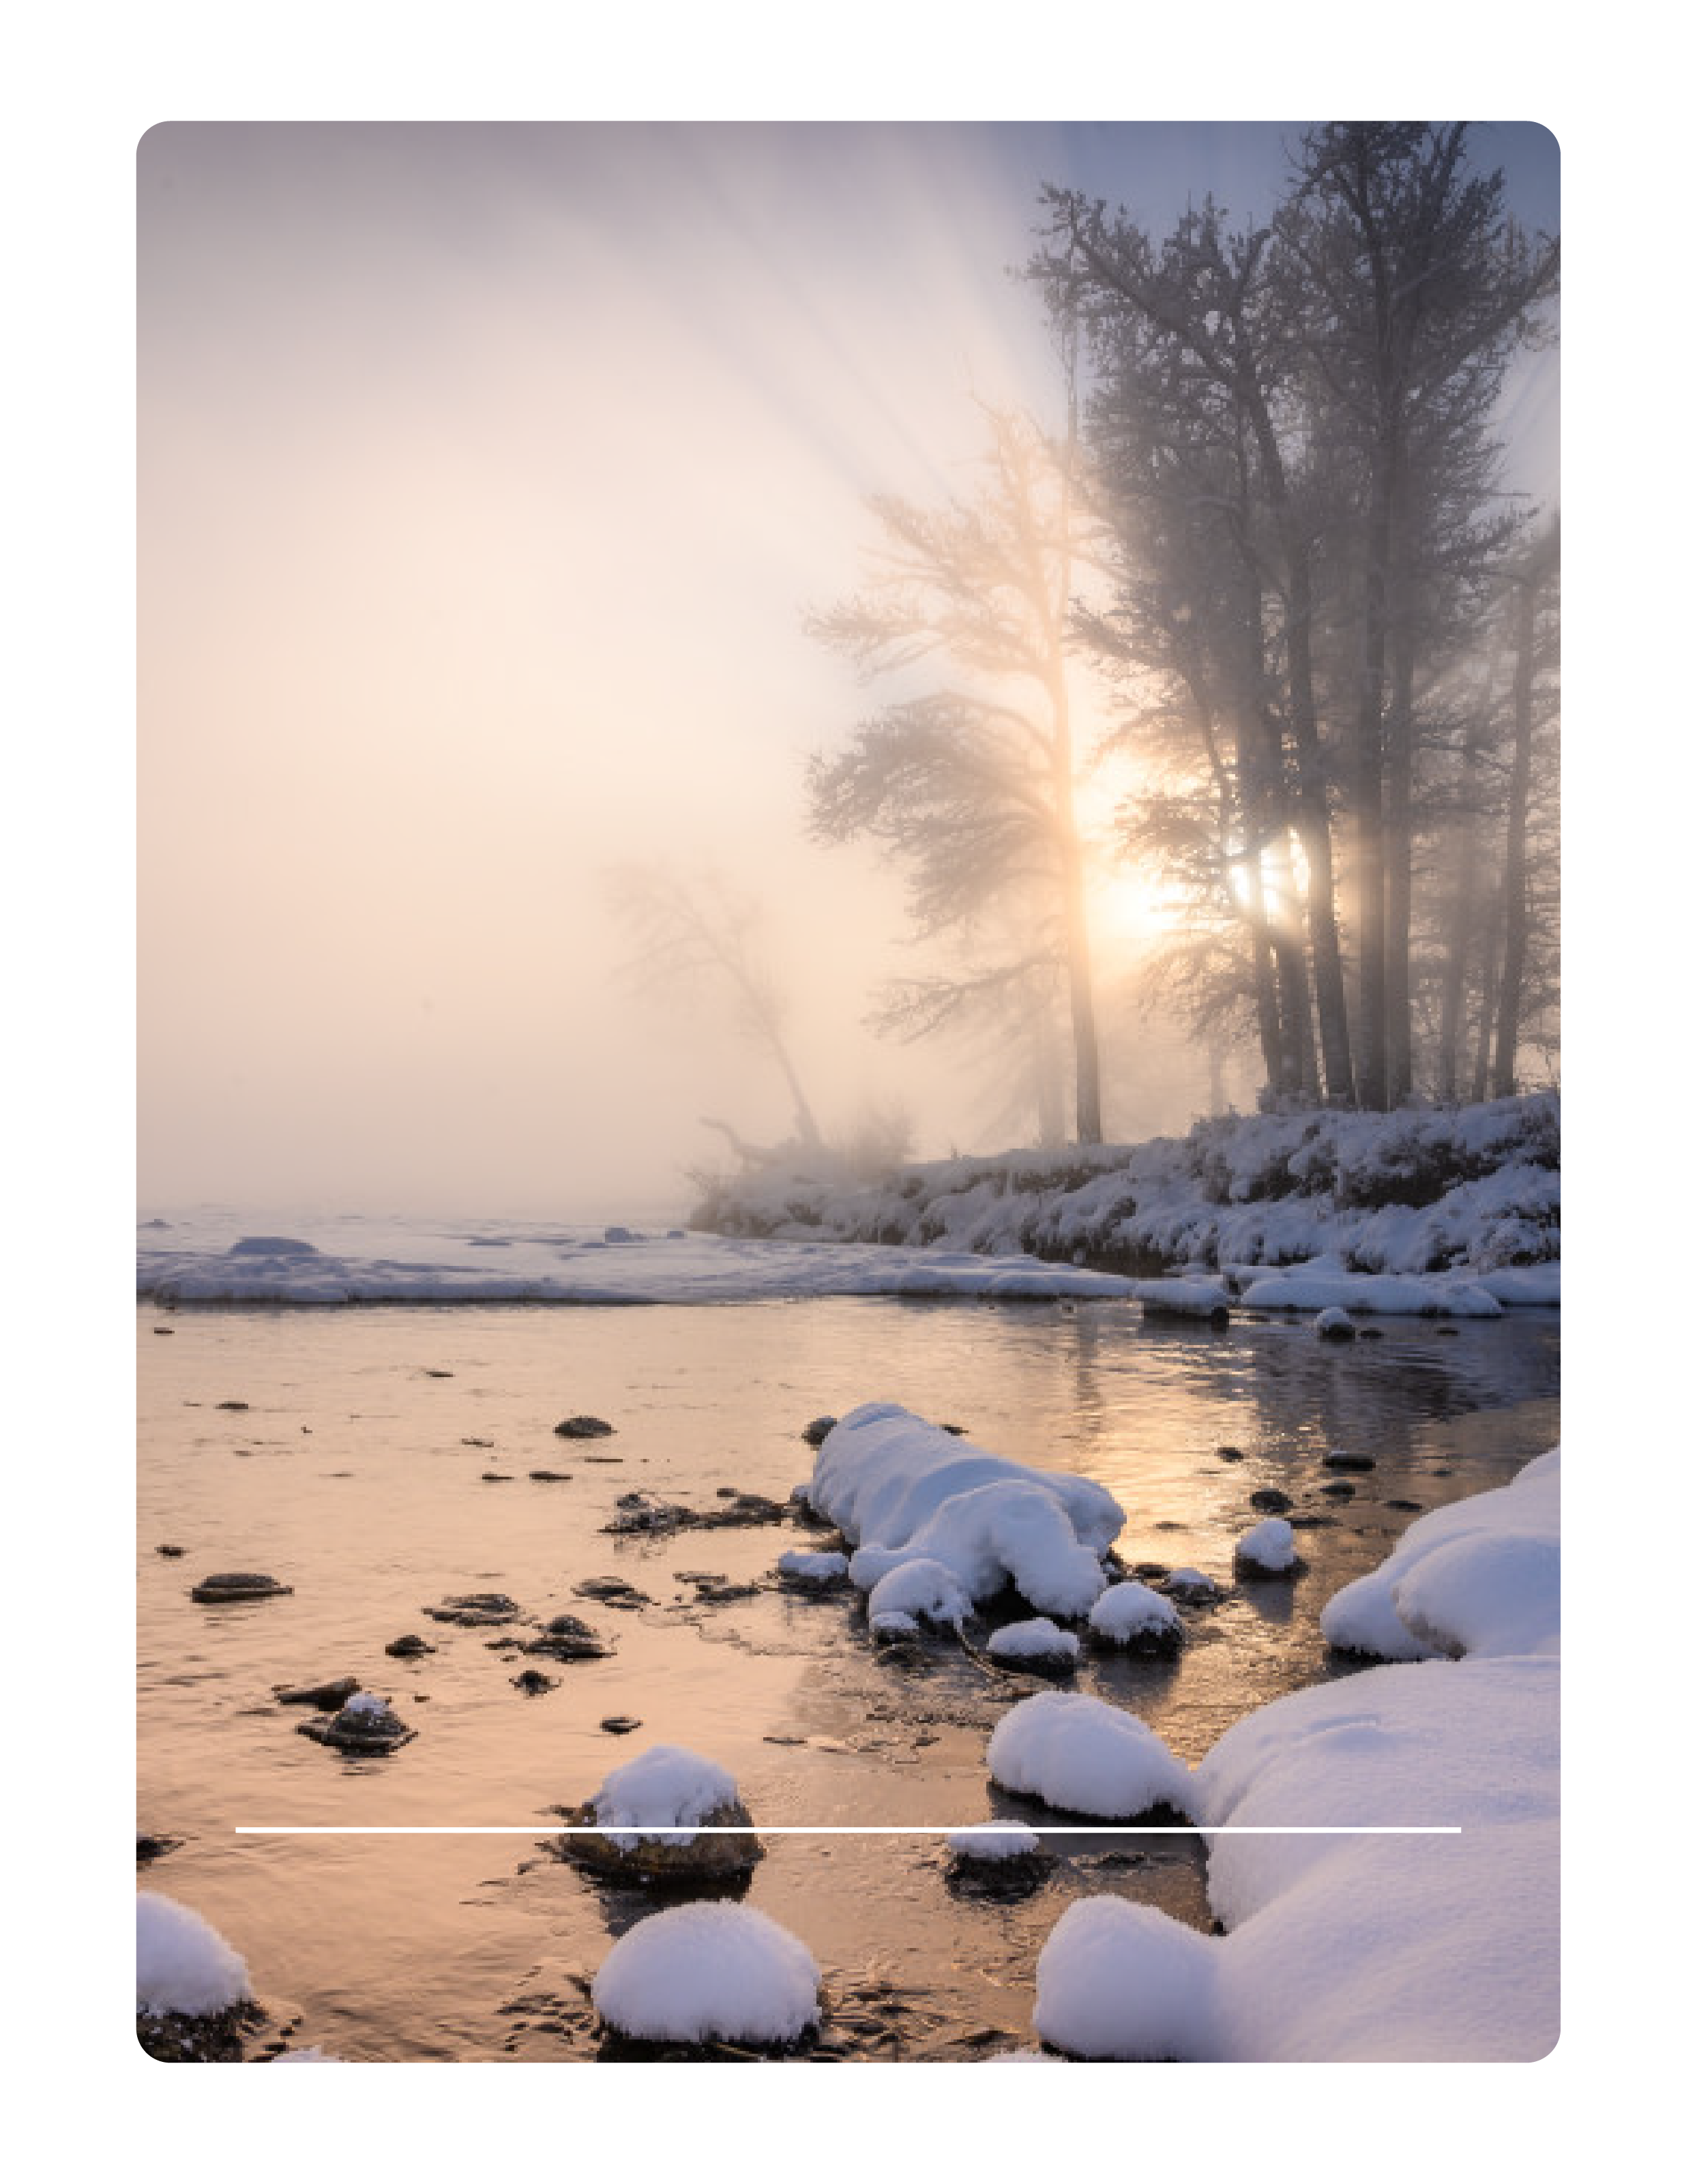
<box><xmin>806</xmin><ymin>400</ymin><xmax>1107</xmax><ymax>1142</ymax></box>
<box><xmin>604</xmin><ymin>864</ymin><xmax>825</xmax><ymax>1149</ymax></box>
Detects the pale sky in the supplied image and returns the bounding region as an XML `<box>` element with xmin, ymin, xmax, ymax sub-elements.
<box><xmin>137</xmin><ymin>121</ymin><xmax>1559</xmax><ymax>1218</ymax></box>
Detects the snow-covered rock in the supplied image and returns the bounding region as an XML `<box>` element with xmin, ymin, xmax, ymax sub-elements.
<box><xmin>776</xmin><ymin>1548</ymin><xmax>849</xmax><ymax>1584</ymax></box>
<box><xmin>1033</xmin><ymin>1897</ymin><xmax>1217</xmax><ymax>2060</ymax></box>
<box><xmin>591</xmin><ymin>1902</ymin><xmax>820</xmax><ymax>2048</ymax></box>
<box><xmin>812</xmin><ymin>1403</ymin><xmax>1121</xmax><ymax>1618</ymax></box>
<box><xmin>986</xmin><ymin>1691</ymin><xmax>1194</xmax><ymax>1819</ymax></box>
<box><xmin>1233</xmin><ymin>1518</ymin><xmax>1297</xmax><ymax>1574</ymax></box>
<box><xmin>986</xmin><ymin>1617</ymin><xmax>1080</xmax><ymax>1672</ymax></box>
<box><xmin>136</xmin><ymin>1892</ymin><xmax>252</xmax><ymax>2018</ymax></box>
<box><xmin>591</xmin><ymin>1744</ymin><xmax>743</xmax><ymax>1850</ymax></box>
<box><xmin>1087</xmin><ymin>1581</ymin><xmax>1183</xmax><ymax>1651</ymax></box>
<box><xmin>1321</xmin><ymin>1447</ymin><xmax>1559</xmax><ymax>1660</ymax></box>
<box><xmin>864</xmin><ymin>1556</ymin><xmax>972</xmax><ymax>1628</ymax></box>
<box><xmin>945</xmin><ymin>1821</ymin><xmax>1045</xmax><ymax>1861</ymax></box>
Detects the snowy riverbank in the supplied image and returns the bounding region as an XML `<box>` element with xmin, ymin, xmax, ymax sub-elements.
<box><xmin>692</xmin><ymin>1095</ymin><xmax>1560</xmax><ymax>1310</ymax></box>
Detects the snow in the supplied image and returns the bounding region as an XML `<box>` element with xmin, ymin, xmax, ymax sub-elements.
<box><xmin>986</xmin><ymin>1617</ymin><xmax>1080</xmax><ymax>1664</ymax></box>
<box><xmin>986</xmin><ymin>1692</ymin><xmax>1194</xmax><ymax>1819</ymax></box>
<box><xmin>269</xmin><ymin>2048</ymin><xmax>344</xmax><ymax>2063</ymax></box>
<box><xmin>342</xmin><ymin>1692</ymin><xmax>389</xmax><ymax>1717</ymax></box>
<box><xmin>1321</xmin><ymin>1447</ymin><xmax>1559</xmax><ymax>1660</ymax></box>
<box><xmin>1087</xmin><ymin>1581</ymin><xmax>1181</xmax><ymax>1644</ymax></box>
<box><xmin>864</xmin><ymin>1556</ymin><xmax>973</xmax><ymax>1628</ymax></box>
<box><xmin>136</xmin><ymin>1891</ymin><xmax>252</xmax><ymax>2018</ymax></box>
<box><xmin>1234</xmin><ymin>1518</ymin><xmax>1297</xmax><ymax>1573</ymax></box>
<box><xmin>776</xmin><ymin>1548</ymin><xmax>848</xmax><ymax>1580</ymax></box>
<box><xmin>1033</xmin><ymin>1898</ymin><xmax>1218</xmax><ymax>2060</ymax></box>
<box><xmin>1033</xmin><ymin>1447</ymin><xmax>1561</xmax><ymax>2061</ymax></box>
<box><xmin>136</xmin><ymin>1209</ymin><xmax>1143</xmax><ymax>1308</ymax></box>
<box><xmin>688</xmin><ymin>1095</ymin><xmax>1559</xmax><ymax>1301</ymax></box>
<box><xmin>946</xmin><ymin>1821</ymin><xmax>1044</xmax><ymax>1860</ymax></box>
<box><xmin>137</xmin><ymin>1098</ymin><xmax>1559</xmax><ymax>1312</ymax></box>
<box><xmin>589</xmin><ymin>1744</ymin><xmax>743</xmax><ymax>1849</ymax></box>
<box><xmin>812</xmin><ymin>1403</ymin><xmax>1121</xmax><ymax>1618</ymax></box>
<box><xmin>1240</xmin><ymin>1262</ymin><xmax>1503</xmax><ymax>1317</ymax></box>
<box><xmin>591</xmin><ymin>1902</ymin><xmax>820</xmax><ymax>2046</ymax></box>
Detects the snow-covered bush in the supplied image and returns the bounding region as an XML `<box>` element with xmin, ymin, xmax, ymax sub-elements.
<box><xmin>591</xmin><ymin>1902</ymin><xmax>820</xmax><ymax>2047</ymax></box>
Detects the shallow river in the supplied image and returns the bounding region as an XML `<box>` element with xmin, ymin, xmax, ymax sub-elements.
<box><xmin>136</xmin><ymin>1294</ymin><xmax>1558</xmax><ymax>2061</ymax></box>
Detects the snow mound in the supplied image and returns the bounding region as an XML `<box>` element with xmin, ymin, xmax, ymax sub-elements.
<box><xmin>591</xmin><ymin>1744</ymin><xmax>743</xmax><ymax>1849</ymax></box>
<box><xmin>269</xmin><ymin>2048</ymin><xmax>344</xmax><ymax>2063</ymax></box>
<box><xmin>986</xmin><ymin>1692</ymin><xmax>1194</xmax><ymax>1818</ymax></box>
<box><xmin>1088</xmin><ymin>1581</ymin><xmax>1181</xmax><ymax>1644</ymax></box>
<box><xmin>1235</xmin><ymin>1518</ymin><xmax>1297</xmax><ymax>1573</ymax></box>
<box><xmin>946</xmin><ymin>1821</ymin><xmax>1044</xmax><ymax>1861</ymax></box>
<box><xmin>1033</xmin><ymin>1897</ymin><xmax>1217</xmax><ymax>2060</ymax></box>
<box><xmin>986</xmin><ymin>1617</ymin><xmax>1080</xmax><ymax>1664</ymax></box>
<box><xmin>1321</xmin><ymin>1447</ymin><xmax>1559</xmax><ymax>1660</ymax></box>
<box><xmin>864</xmin><ymin>1556</ymin><xmax>972</xmax><ymax>1627</ymax></box>
<box><xmin>776</xmin><ymin>1549</ymin><xmax>848</xmax><ymax>1581</ymax></box>
<box><xmin>1193</xmin><ymin>1653</ymin><xmax>1559</xmax><ymax>2061</ymax></box>
<box><xmin>1239</xmin><ymin>1261</ymin><xmax>1503</xmax><ymax>1317</ymax></box>
<box><xmin>136</xmin><ymin>1891</ymin><xmax>252</xmax><ymax>2017</ymax></box>
<box><xmin>814</xmin><ymin>1404</ymin><xmax>1121</xmax><ymax>1617</ymax></box>
<box><xmin>591</xmin><ymin>1902</ymin><xmax>820</xmax><ymax>2046</ymax></box>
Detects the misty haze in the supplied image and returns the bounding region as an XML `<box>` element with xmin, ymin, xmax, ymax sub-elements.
<box><xmin>138</xmin><ymin>122</ymin><xmax>1561</xmax><ymax>2071</ymax></box>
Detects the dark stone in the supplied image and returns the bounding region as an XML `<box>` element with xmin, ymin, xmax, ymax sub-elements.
<box><xmin>551</xmin><ymin>1797</ymin><xmax>763</xmax><ymax>1884</ymax></box>
<box><xmin>1317</xmin><ymin>1318</ymin><xmax>1357</xmax><ymax>1343</ymax></box>
<box><xmin>137</xmin><ymin>1999</ymin><xmax>265</xmax><ymax>2063</ymax></box>
<box><xmin>481</xmin><ymin>1472</ymin><xmax>514</xmax><ymax>1482</ymax></box>
<box><xmin>1358</xmin><ymin>1326</ymin><xmax>1385</xmax><ymax>1340</ymax></box>
<box><xmin>1323</xmin><ymin>1453</ymin><xmax>1377</xmax><ymax>1473</ymax></box>
<box><xmin>688</xmin><ymin>1576</ymin><xmax>762</xmax><ymax>1604</ymax></box>
<box><xmin>190</xmin><ymin>1572</ymin><xmax>292</xmax><ymax>1604</ymax></box>
<box><xmin>156</xmin><ymin>1544</ymin><xmax>186</xmax><ymax>1558</ymax></box>
<box><xmin>1215</xmin><ymin>1445</ymin><xmax>1246</xmax><ymax>1462</ymax></box>
<box><xmin>424</xmin><ymin>1370</ymin><xmax>454</xmax><ymax>1378</ymax></box>
<box><xmin>1386</xmin><ymin>1499</ymin><xmax>1424</xmax><ymax>1513</ymax></box>
<box><xmin>385</xmin><ymin>1634</ymin><xmax>435</xmax><ymax>1657</ymax></box>
<box><xmin>1131</xmin><ymin>1561</ymin><xmax>1168</xmax><ymax>1580</ymax></box>
<box><xmin>529</xmin><ymin>1469</ymin><xmax>573</xmax><ymax>1483</ymax></box>
<box><xmin>298</xmin><ymin>1696</ymin><xmax>416</xmax><ymax>1754</ymax></box>
<box><xmin>574</xmin><ymin>1576</ymin><xmax>652</xmax><ymax>1610</ymax></box>
<box><xmin>940</xmin><ymin>1423</ymin><xmax>969</xmax><ymax>1436</ymax></box>
<box><xmin>462</xmin><ymin>1437</ymin><xmax>494</xmax><ymax>1449</ymax></box>
<box><xmin>153</xmin><ymin>1326</ymin><xmax>175</xmax><ymax>1335</ymax></box>
<box><xmin>1249</xmin><ymin>1488</ymin><xmax>1293</xmax><ymax>1514</ymax></box>
<box><xmin>527</xmin><ymin>1614</ymin><xmax>615</xmax><ymax>1662</ymax></box>
<box><xmin>599</xmin><ymin>1715</ymin><xmax>642</xmax><ymax>1735</ymax></box>
<box><xmin>801</xmin><ymin>1416</ymin><xmax>837</xmax><ymax>1446</ymax></box>
<box><xmin>136</xmin><ymin>1833</ymin><xmax>182</xmax><ymax>1865</ymax></box>
<box><xmin>512</xmin><ymin>1668</ymin><xmax>557</xmax><ymax>1696</ymax></box>
<box><xmin>424</xmin><ymin>1593</ymin><xmax>523</xmax><ymax>1626</ymax></box>
<box><xmin>274</xmin><ymin>1676</ymin><xmax>360</xmax><ymax>1711</ymax></box>
<box><xmin>216</xmin><ymin>1401</ymin><xmax>250</xmax><ymax>1411</ymax></box>
<box><xmin>1320</xmin><ymin>1479</ymin><xmax>1357</xmax><ymax>1499</ymax></box>
<box><xmin>555</xmin><ymin>1415</ymin><xmax>615</xmax><ymax>1439</ymax></box>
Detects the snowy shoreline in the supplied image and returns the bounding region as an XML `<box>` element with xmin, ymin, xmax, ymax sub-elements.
<box><xmin>693</xmin><ymin>1095</ymin><xmax>1559</xmax><ymax>1312</ymax></box>
<box><xmin>136</xmin><ymin>1097</ymin><xmax>1557</xmax><ymax>1318</ymax></box>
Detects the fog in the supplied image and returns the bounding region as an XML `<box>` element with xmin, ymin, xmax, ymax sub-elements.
<box><xmin>138</xmin><ymin>123</ymin><xmax>1558</xmax><ymax>1219</ymax></box>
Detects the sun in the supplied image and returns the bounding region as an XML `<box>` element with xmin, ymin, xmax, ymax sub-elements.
<box><xmin>1090</xmin><ymin>866</ymin><xmax>1173</xmax><ymax>945</ymax></box>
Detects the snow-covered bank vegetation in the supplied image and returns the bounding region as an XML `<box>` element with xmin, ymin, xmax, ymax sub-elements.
<box><xmin>693</xmin><ymin>1094</ymin><xmax>1559</xmax><ymax>1299</ymax></box>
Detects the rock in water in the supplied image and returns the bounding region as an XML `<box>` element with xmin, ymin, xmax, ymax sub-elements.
<box><xmin>190</xmin><ymin>1572</ymin><xmax>292</xmax><ymax>1604</ymax></box>
<box><xmin>554</xmin><ymin>1743</ymin><xmax>762</xmax><ymax>1885</ymax></box>
<box><xmin>555</xmin><ymin>1415</ymin><xmax>615</xmax><ymax>1439</ymax></box>
<box><xmin>592</xmin><ymin>1901</ymin><xmax>819</xmax><ymax>2051</ymax></box>
<box><xmin>273</xmin><ymin>1676</ymin><xmax>360</xmax><ymax>1711</ymax></box>
<box><xmin>423</xmin><ymin>1593</ymin><xmax>522</xmax><ymax>1626</ymax></box>
<box><xmin>526</xmin><ymin>1612</ymin><xmax>615</xmax><ymax>1662</ymax></box>
<box><xmin>297</xmin><ymin>1692</ymin><xmax>416</xmax><ymax>1754</ymax></box>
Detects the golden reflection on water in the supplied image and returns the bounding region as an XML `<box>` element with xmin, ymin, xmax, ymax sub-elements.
<box><xmin>138</xmin><ymin>1298</ymin><xmax>1557</xmax><ymax>2060</ymax></box>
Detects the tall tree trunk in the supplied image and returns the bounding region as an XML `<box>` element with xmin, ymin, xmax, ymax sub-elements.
<box><xmin>1490</xmin><ymin>549</ymin><xmax>1541</xmax><ymax>1097</ymax></box>
<box><xmin>1353</xmin><ymin>453</ymin><xmax>1395</xmax><ymax>1110</ymax></box>
<box><xmin>1470</xmin><ymin>883</ymin><xmax>1503</xmax><ymax>1104</ymax></box>
<box><xmin>1384</xmin><ymin>605</ymin><xmax>1416</xmax><ymax>1104</ymax></box>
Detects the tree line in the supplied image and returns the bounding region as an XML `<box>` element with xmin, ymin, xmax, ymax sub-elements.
<box><xmin>807</xmin><ymin>123</ymin><xmax>1559</xmax><ymax>1142</ymax></box>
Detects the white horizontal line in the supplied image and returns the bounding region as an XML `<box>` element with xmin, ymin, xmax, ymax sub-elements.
<box><xmin>236</xmin><ymin>1823</ymin><xmax>1461</xmax><ymax>1837</ymax></box>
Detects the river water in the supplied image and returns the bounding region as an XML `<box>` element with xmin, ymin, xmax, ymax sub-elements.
<box><xmin>136</xmin><ymin>1293</ymin><xmax>1558</xmax><ymax>2061</ymax></box>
